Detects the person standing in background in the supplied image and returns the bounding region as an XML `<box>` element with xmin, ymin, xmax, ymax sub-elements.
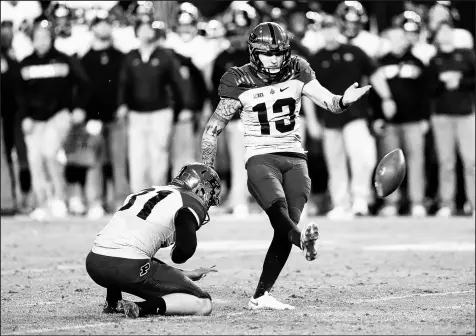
<box><xmin>1</xmin><ymin>20</ymin><xmax>32</xmax><ymax>214</ymax></box>
<box><xmin>308</xmin><ymin>15</ymin><xmax>395</xmax><ymax>220</ymax></box>
<box><xmin>428</xmin><ymin>21</ymin><xmax>475</xmax><ymax>218</ymax></box>
<box><xmin>17</xmin><ymin>17</ymin><xmax>91</xmax><ymax>221</ymax></box>
<box><xmin>117</xmin><ymin>11</ymin><xmax>185</xmax><ymax>192</ymax></box>
<box><xmin>210</xmin><ymin>2</ymin><xmax>258</xmax><ymax>216</ymax></box>
<box><xmin>79</xmin><ymin>9</ymin><xmax>129</xmax><ymax>218</ymax></box>
<box><xmin>374</xmin><ymin>21</ymin><xmax>431</xmax><ymax>218</ymax></box>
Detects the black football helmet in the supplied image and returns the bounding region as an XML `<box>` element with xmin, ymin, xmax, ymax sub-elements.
<box><xmin>335</xmin><ymin>1</ymin><xmax>368</xmax><ymax>39</ymax></box>
<box><xmin>247</xmin><ymin>22</ymin><xmax>292</xmax><ymax>80</ymax></box>
<box><xmin>170</xmin><ymin>163</ymin><xmax>221</xmax><ymax>212</ymax></box>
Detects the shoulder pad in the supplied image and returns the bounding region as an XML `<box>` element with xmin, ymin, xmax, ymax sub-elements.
<box><xmin>179</xmin><ymin>189</ymin><xmax>207</xmax><ymax>225</ymax></box>
<box><xmin>226</xmin><ymin>65</ymin><xmax>257</xmax><ymax>88</ymax></box>
<box><xmin>218</xmin><ymin>65</ymin><xmax>254</xmax><ymax>100</ymax></box>
<box><xmin>287</xmin><ymin>55</ymin><xmax>315</xmax><ymax>84</ymax></box>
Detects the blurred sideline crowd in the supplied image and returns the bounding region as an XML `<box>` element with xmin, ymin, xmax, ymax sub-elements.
<box><xmin>0</xmin><ymin>0</ymin><xmax>474</xmax><ymax>221</ymax></box>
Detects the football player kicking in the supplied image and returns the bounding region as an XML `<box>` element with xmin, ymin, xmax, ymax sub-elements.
<box><xmin>86</xmin><ymin>163</ymin><xmax>221</xmax><ymax>318</ymax></box>
<box><xmin>201</xmin><ymin>22</ymin><xmax>371</xmax><ymax>310</ymax></box>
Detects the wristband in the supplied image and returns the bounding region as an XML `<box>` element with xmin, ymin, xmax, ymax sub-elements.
<box><xmin>339</xmin><ymin>96</ymin><xmax>349</xmax><ymax>109</ymax></box>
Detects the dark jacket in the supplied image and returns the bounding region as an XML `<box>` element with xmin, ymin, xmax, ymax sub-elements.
<box><xmin>211</xmin><ymin>40</ymin><xmax>249</xmax><ymax>120</ymax></box>
<box><xmin>172</xmin><ymin>51</ymin><xmax>208</xmax><ymax>114</ymax></box>
<box><xmin>117</xmin><ymin>46</ymin><xmax>185</xmax><ymax>120</ymax></box>
<box><xmin>1</xmin><ymin>50</ymin><xmax>19</xmax><ymax>123</ymax></box>
<box><xmin>428</xmin><ymin>48</ymin><xmax>475</xmax><ymax>116</ymax></box>
<box><xmin>309</xmin><ymin>43</ymin><xmax>377</xmax><ymax>129</ymax></box>
<box><xmin>17</xmin><ymin>48</ymin><xmax>91</xmax><ymax>121</ymax></box>
<box><xmin>81</xmin><ymin>46</ymin><xmax>124</xmax><ymax>123</ymax></box>
<box><xmin>375</xmin><ymin>48</ymin><xmax>431</xmax><ymax>124</ymax></box>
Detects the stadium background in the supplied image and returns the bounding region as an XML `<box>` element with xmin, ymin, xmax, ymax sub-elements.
<box><xmin>1</xmin><ymin>0</ymin><xmax>475</xmax><ymax>217</ymax></box>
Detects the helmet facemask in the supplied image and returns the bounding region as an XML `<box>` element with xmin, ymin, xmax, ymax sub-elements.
<box><xmin>171</xmin><ymin>164</ymin><xmax>221</xmax><ymax>212</ymax></box>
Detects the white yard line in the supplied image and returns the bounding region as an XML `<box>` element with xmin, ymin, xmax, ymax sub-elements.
<box><xmin>352</xmin><ymin>290</ymin><xmax>475</xmax><ymax>303</ymax></box>
<box><xmin>2</xmin><ymin>240</ymin><xmax>473</xmax><ymax>277</ymax></box>
<box><xmin>3</xmin><ymin>312</ymin><xmax>246</xmax><ymax>335</ymax></box>
<box><xmin>3</xmin><ymin>320</ymin><xmax>142</xmax><ymax>335</ymax></box>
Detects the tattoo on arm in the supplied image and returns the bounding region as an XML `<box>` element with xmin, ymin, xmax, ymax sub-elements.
<box><xmin>324</xmin><ymin>95</ymin><xmax>347</xmax><ymax>114</ymax></box>
<box><xmin>201</xmin><ymin>98</ymin><xmax>242</xmax><ymax>167</ymax></box>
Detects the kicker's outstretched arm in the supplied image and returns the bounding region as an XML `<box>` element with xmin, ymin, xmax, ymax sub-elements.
<box><xmin>201</xmin><ymin>98</ymin><xmax>243</xmax><ymax>167</ymax></box>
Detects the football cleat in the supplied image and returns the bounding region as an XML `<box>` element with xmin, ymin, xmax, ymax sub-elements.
<box><xmin>121</xmin><ymin>300</ymin><xmax>140</xmax><ymax>318</ymax></box>
<box><xmin>300</xmin><ymin>222</ymin><xmax>319</xmax><ymax>261</ymax></box>
<box><xmin>248</xmin><ymin>292</ymin><xmax>295</xmax><ymax>310</ymax></box>
<box><xmin>102</xmin><ymin>300</ymin><xmax>124</xmax><ymax>314</ymax></box>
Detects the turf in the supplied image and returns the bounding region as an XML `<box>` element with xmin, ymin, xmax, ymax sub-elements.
<box><xmin>1</xmin><ymin>215</ymin><xmax>475</xmax><ymax>335</ymax></box>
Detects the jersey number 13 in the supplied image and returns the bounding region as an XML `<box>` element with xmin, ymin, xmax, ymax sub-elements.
<box><xmin>252</xmin><ymin>97</ymin><xmax>297</xmax><ymax>135</ymax></box>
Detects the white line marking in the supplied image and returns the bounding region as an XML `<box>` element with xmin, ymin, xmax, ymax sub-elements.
<box><xmin>353</xmin><ymin>290</ymin><xmax>475</xmax><ymax>303</ymax></box>
<box><xmin>2</xmin><ymin>240</ymin><xmax>472</xmax><ymax>277</ymax></box>
<box><xmin>1</xmin><ymin>265</ymin><xmax>84</xmax><ymax>276</ymax></box>
<box><xmin>20</xmin><ymin>301</ymin><xmax>62</xmax><ymax>307</ymax></box>
<box><xmin>2</xmin><ymin>311</ymin><xmax>246</xmax><ymax>335</ymax></box>
<box><xmin>364</xmin><ymin>242</ymin><xmax>475</xmax><ymax>251</ymax></box>
<box><xmin>3</xmin><ymin>320</ymin><xmax>142</xmax><ymax>335</ymax></box>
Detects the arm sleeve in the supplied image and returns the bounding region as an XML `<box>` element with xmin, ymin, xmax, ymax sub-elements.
<box><xmin>417</xmin><ymin>61</ymin><xmax>431</xmax><ymax>120</ymax></box>
<box><xmin>292</xmin><ymin>56</ymin><xmax>316</xmax><ymax>84</ymax></box>
<box><xmin>211</xmin><ymin>57</ymin><xmax>226</xmax><ymax>109</ymax></box>
<box><xmin>171</xmin><ymin>208</ymin><xmax>198</xmax><ymax>264</ymax></box>
<box><xmin>117</xmin><ymin>53</ymin><xmax>129</xmax><ymax>107</ymax></box>
<box><xmin>217</xmin><ymin>68</ymin><xmax>246</xmax><ymax>100</ymax></box>
<box><xmin>189</xmin><ymin>59</ymin><xmax>209</xmax><ymax>112</ymax></box>
<box><xmin>15</xmin><ymin>60</ymin><xmax>29</xmax><ymax>120</ymax></box>
<box><xmin>426</xmin><ymin>57</ymin><xmax>445</xmax><ymax>97</ymax></box>
<box><xmin>69</xmin><ymin>56</ymin><xmax>92</xmax><ymax>110</ymax></box>
<box><xmin>165</xmin><ymin>51</ymin><xmax>185</xmax><ymax>122</ymax></box>
<box><xmin>459</xmin><ymin>49</ymin><xmax>476</xmax><ymax>92</ymax></box>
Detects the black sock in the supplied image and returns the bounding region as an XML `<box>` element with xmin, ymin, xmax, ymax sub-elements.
<box><xmin>135</xmin><ymin>298</ymin><xmax>167</xmax><ymax>316</ymax></box>
<box><xmin>253</xmin><ymin>232</ymin><xmax>293</xmax><ymax>299</ymax></box>
<box><xmin>106</xmin><ymin>288</ymin><xmax>122</xmax><ymax>307</ymax></box>
<box><xmin>265</xmin><ymin>199</ymin><xmax>301</xmax><ymax>248</ymax></box>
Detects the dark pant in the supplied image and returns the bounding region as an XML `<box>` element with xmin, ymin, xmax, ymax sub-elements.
<box><xmin>246</xmin><ymin>153</ymin><xmax>311</xmax><ymax>217</ymax></box>
<box><xmin>85</xmin><ymin>251</ymin><xmax>210</xmax><ymax>302</ymax></box>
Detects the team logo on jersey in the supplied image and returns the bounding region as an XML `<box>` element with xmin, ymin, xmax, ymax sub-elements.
<box><xmin>343</xmin><ymin>53</ymin><xmax>354</xmax><ymax>62</ymax></box>
<box><xmin>1</xmin><ymin>58</ymin><xmax>7</xmax><ymax>74</ymax></box>
<box><xmin>270</xmin><ymin>89</ymin><xmax>275</xmax><ymax>95</ymax></box>
<box><xmin>321</xmin><ymin>60</ymin><xmax>330</xmax><ymax>68</ymax></box>
<box><xmin>253</xmin><ymin>92</ymin><xmax>264</xmax><ymax>99</ymax></box>
<box><xmin>100</xmin><ymin>54</ymin><xmax>109</xmax><ymax>65</ymax></box>
<box><xmin>151</xmin><ymin>58</ymin><xmax>160</xmax><ymax>67</ymax></box>
<box><xmin>180</xmin><ymin>66</ymin><xmax>190</xmax><ymax>79</ymax></box>
<box><xmin>454</xmin><ymin>54</ymin><xmax>463</xmax><ymax>62</ymax></box>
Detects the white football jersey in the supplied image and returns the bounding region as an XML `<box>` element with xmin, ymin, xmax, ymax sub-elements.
<box><xmin>218</xmin><ymin>56</ymin><xmax>316</xmax><ymax>162</ymax></box>
<box><xmin>92</xmin><ymin>186</ymin><xmax>206</xmax><ymax>259</ymax></box>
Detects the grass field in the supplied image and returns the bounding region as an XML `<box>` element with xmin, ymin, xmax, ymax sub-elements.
<box><xmin>1</xmin><ymin>214</ymin><xmax>475</xmax><ymax>335</ymax></box>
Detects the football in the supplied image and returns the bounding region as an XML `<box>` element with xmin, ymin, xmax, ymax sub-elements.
<box><xmin>373</xmin><ymin>148</ymin><xmax>406</xmax><ymax>198</ymax></box>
